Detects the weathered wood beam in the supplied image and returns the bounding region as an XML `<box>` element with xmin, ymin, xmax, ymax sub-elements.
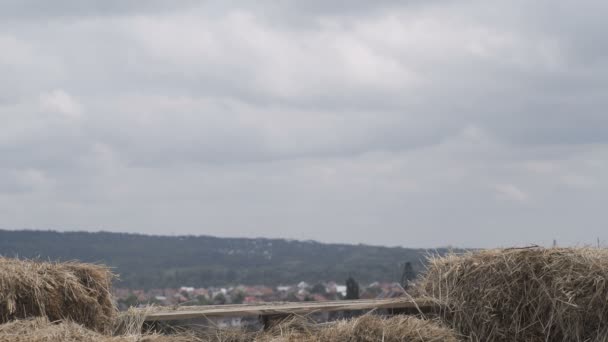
<box><xmin>144</xmin><ymin>298</ymin><xmax>436</xmax><ymax>321</ymax></box>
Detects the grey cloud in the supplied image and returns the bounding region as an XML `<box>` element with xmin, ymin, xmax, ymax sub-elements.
<box><xmin>0</xmin><ymin>1</ymin><xmax>607</xmax><ymax>247</ymax></box>
<box><xmin>0</xmin><ymin>0</ymin><xmax>200</xmax><ymax>20</ymax></box>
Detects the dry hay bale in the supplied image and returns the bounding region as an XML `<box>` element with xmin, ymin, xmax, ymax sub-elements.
<box><xmin>258</xmin><ymin>314</ymin><xmax>460</xmax><ymax>342</ymax></box>
<box><xmin>421</xmin><ymin>247</ymin><xmax>608</xmax><ymax>342</ymax></box>
<box><xmin>0</xmin><ymin>257</ymin><xmax>116</xmax><ymax>333</ymax></box>
<box><xmin>0</xmin><ymin>317</ymin><xmax>197</xmax><ymax>342</ymax></box>
<box><xmin>0</xmin><ymin>317</ymin><xmax>126</xmax><ymax>342</ymax></box>
<box><xmin>112</xmin><ymin>313</ymin><xmax>459</xmax><ymax>342</ymax></box>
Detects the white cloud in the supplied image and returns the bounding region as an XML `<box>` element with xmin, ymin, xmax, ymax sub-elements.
<box><xmin>39</xmin><ymin>89</ymin><xmax>82</xmax><ymax>119</ymax></box>
<box><xmin>560</xmin><ymin>174</ymin><xmax>596</xmax><ymax>189</ymax></box>
<box><xmin>18</xmin><ymin>168</ymin><xmax>53</xmax><ymax>190</ymax></box>
<box><xmin>494</xmin><ymin>183</ymin><xmax>529</xmax><ymax>203</ymax></box>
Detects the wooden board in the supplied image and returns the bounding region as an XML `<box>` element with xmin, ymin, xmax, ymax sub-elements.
<box><xmin>144</xmin><ymin>298</ymin><xmax>435</xmax><ymax>321</ymax></box>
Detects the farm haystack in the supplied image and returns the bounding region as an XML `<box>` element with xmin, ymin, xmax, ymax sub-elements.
<box><xmin>254</xmin><ymin>314</ymin><xmax>461</xmax><ymax>342</ymax></box>
<box><xmin>0</xmin><ymin>257</ymin><xmax>116</xmax><ymax>333</ymax></box>
<box><xmin>0</xmin><ymin>315</ymin><xmax>459</xmax><ymax>342</ymax></box>
<box><xmin>422</xmin><ymin>247</ymin><xmax>608</xmax><ymax>342</ymax></box>
<box><xmin>118</xmin><ymin>311</ymin><xmax>459</xmax><ymax>342</ymax></box>
<box><xmin>0</xmin><ymin>317</ymin><xmax>195</xmax><ymax>342</ymax></box>
<box><xmin>0</xmin><ymin>317</ymin><xmax>124</xmax><ymax>342</ymax></box>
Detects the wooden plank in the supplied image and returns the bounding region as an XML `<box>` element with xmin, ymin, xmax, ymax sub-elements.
<box><xmin>144</xmin><ymin>298</ymin><xmax>435</xmax><ymax>321</ymax></box>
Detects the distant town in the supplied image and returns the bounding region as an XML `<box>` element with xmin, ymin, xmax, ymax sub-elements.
<box><xmin>114</xmin><ymin>280</ymin><xmax>408</xmax><ymax>310</ymax></box>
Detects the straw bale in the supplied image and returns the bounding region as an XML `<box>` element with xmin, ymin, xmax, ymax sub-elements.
<box><xmin>0</xmin><ymin>314</ymin><xmax>459</xmax><ymax>342</ymax></box>
<box><xmin>0</xmin><ymin>317</ymin><xmax>196</xmax><ymax>342</ymax></box>
<box><xmin>0</xmin><ymin>257</ymin><xmax>116</xmax><ymax>333</ymax></box>
<box><xmin>422</xmin><ymin>247</ymin><xmax>608</xmax><ymax>342</ymax></box>
<box><xmin>256</xmin><ymin>314</ymin><xmax>461</xmax><ymax>342</ymax></box>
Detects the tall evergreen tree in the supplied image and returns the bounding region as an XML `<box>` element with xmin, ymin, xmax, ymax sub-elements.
<box><xmin>345</xmin><ymin>277</ymin><xmax>359</xmax><ymax>300</ymax></box>
<box><xmin>400</xmin><ymin>262</ymin><xmax>416</xmax><ymax>289</ymax></box>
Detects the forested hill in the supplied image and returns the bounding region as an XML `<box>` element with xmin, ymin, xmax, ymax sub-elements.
<box><xmin>0</xmin><ymin>229</ymin><xmax>444</xmax><ymax>289</ymax></box>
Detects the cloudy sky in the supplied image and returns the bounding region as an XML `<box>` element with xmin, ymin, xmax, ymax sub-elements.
<box><xmin>1</xmin><ymin>1</ymin><xmax>607</xmax><ymax>247</ymax></box>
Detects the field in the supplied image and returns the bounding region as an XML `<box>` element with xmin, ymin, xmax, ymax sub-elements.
<box><xmin>2</xmin><ymin>247</ymin><xmax>608</xmax><ymax>341</ymax></box>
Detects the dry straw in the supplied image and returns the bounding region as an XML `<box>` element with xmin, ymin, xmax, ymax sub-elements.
<box><xmin>0</xmin><ymin>317</ymin><xmax>196</xmax><ymax>342</ymax></box>
<box><xmin>0</xmin><ymin>315</ymin><xmax>459</xmax><ymax>342</ymax></box>
<box><xmin>254</xmin><ymin>314</ymin><xmax>461</xmax><ymax>342</ymax></box>
<box><xmin>115</xmin><ymin>312</ymin><xmax>460</xmax><ymax>341</ymax></box>
<box><xmin>422</xmin><ymin>247</ymin><xmax>608</xmax><ymax>342</ymax></box>
<box><xmin>114</xmin><ymin>306</ymin><xmax>155</xmax><ymax>336</ymax></box>
<box><xmin>0</xmin><ymin>257</ymin><xmax>116</xmax><ymax>333</ymax></box>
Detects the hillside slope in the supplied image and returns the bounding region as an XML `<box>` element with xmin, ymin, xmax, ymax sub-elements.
<box><xmin>0</xmin><ymin>229</ymin><xmax>440</xmax><ymax>288</ymax></box>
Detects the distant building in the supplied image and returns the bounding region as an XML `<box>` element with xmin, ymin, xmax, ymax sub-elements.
<box><xmin>297</xmin><ymin>281</ymin><xmax>310</xmax><ymax>289</ymax></box>
<box><xmin>335</xmin><ymin>285</ymin><xmax>347</xmax><ymax>297</ymax></box>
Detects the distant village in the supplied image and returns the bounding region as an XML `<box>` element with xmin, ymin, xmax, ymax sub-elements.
<box><xmin>114</xmin><ymin>280</ymin><xmax>408</xmax><ymax>310</ymax></box>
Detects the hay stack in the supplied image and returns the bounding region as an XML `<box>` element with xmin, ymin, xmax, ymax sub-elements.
<box><xmin>257</xmin><ymin>315</ymin><xmax>461</xmax><ymax>342</ymax></box>
<box><xmin>171</xmin><ymin>314</ymin><xmax>459</xmax><ymax>341</ymax></box>
<box><xmin>0</xmin><ymin>314</ymin><xmax>459</xmax><ymax>342</ymax></box>
<box><xmin>422</xmin><ymin>247</ymin><xmax>608</xmax><ymax>342</ymax></box>
<box><xmin>0</xmin><ymin>317</ymin><xmax>194</xmax><ymax>342</ymax></box>
<box><xmin>0</xmin><ymin>257</ymin><xmax>116</xmax><ymax>333</ymax></box>
<box><xmin>0</xmin><ymin>317</ymin><xmax>124</xmax><ymax>342</ymax></box>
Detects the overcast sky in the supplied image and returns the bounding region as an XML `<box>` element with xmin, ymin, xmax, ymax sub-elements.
<box><xmin>1</xmin><ymin>1</ymin><xmax>607</xmax><ymax>248</ymax></box>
